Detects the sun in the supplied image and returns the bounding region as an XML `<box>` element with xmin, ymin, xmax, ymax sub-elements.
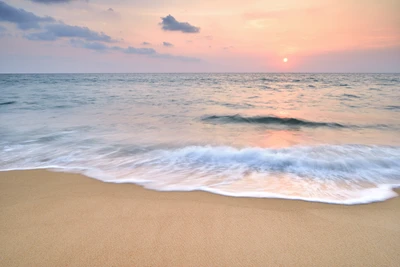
<box><xmin>283</xmin><ymin>58</ymin><xmax>288</xmax><ymax>63</ymax></box>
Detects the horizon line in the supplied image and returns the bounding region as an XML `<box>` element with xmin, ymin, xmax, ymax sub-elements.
<box><xmin>0</xmin><ymin>72</ymin><xmax>399</xmax><ymax>75</ymax></box>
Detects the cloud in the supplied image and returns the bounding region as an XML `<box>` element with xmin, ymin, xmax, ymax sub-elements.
<box><xmin>71</xmin><ymin>42</ymin><xmax>157</xmax><ymax>56</ymax></box>
<box><xmin>99</xmin><ymin>7</ymin><xmax>120</xmax><ymax>20</ymax></box>
<box><xmin>70</xmin><ymin>39</ymin><xmax>109</xmax><ymax>51</ymax></box>
<box><xmin>1</xmin><ymin>2</ymin><xmax>200</xmax><ymax>64</ymax></box>
<box><xmin>70</xmin><ymin>40</ymin><xmax>200</xmax><ymax>62</ymax></box>
<box><xmin>70</xmin><ymin>40</ymin><xmax>155</xmax><ymax>55</ymax></box>
<box><xmin>26</xmin><ymin>23</ymin><xmax>116</xmax><ymax>42</ymax></box>
<box><xmin>0</xmin><ymin>1</ymin><xmax>55</xmax><ymax>29</ymax></box>
<box><xmin>0</xmin><ymin>24</ymin><xmax>6</xmax><ymax>37</ymax></box>
<box><xmin>30</xmin><ymin>0</ymin><xmax>74</xmax><ymax>4</ymax></box>
<box><xmin>0</xmin><ymin>2</ymin><xmax>115</xmax><ymax>42</ymax></box>
<box><xmin>160</xmin><ymin>15</ymin><xmax>200</xmax><ymax>33</ymax></box>
<box><xmin>152</xmin><ymin>53</ymin><xmax>201</xmax><ymax>62</ymax></box>
<box><xmin>123</xmin><ymin>46</ymin><xmax>156</xmax><ymax>55</ymax></box>
<box><xmin>163</xmin><ymin>41</ymin><xmax>173</xmax><ymax>47</ymax></box>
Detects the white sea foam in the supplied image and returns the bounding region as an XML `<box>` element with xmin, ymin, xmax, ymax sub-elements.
<box><xmin>1</xmin><ymin>143</ymin><xmax>399</xmax><ymax>205</ymax></box>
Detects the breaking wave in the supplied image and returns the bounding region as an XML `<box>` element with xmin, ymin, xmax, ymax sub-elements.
<box><xmin>202</xmin><ymin>115</ymin><xmax>345</xmax><ymax>128</ymax></box>
<box><xmin>1</xmin><ymin>142</ymin><xmax>399</xmax><ymax>205</ymax></box>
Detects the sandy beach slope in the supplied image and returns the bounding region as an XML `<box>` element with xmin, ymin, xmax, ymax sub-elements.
<box><xmin>0</xmin><ymin>170</ymin><xmax>399</xmax><ymax>266</ymax></box>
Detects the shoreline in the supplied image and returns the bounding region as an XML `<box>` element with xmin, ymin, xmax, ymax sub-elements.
<box><xmin>1</xmin><ymin>170</ymin><xmax>400</xmax><ymax>266</ymax></box>
<box><xmin>2</xmin><ymin>167</ymin><xmax>398</xmax><ymax>205</ymax></box>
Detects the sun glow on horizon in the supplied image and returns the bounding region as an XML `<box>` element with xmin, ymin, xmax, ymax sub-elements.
<box><xmin>0</xmin><ymin>0</ymin><xmax>399</xmax><ymax>72</ymax></box>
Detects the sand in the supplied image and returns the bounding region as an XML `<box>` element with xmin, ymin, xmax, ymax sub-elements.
<box><xmin>0</xmin><ymin>170</ymin><xmax>399</xmax><ymax>267</ymax></box>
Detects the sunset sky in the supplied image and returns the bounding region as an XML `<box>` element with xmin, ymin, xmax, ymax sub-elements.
<box><xmin>0</xmin><ymin>0</ymin><xmax>399</xmax><ymax>72</ymax></box>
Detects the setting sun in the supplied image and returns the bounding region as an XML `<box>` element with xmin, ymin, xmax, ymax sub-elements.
<box><xmin>283</xmin><ymin>58</ymin><xmax>288</xmax><ymax>63</ymax></box>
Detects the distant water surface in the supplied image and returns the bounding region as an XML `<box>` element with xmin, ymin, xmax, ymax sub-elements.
<box><xmin>1</xmin><ymin>73</ymin><xmax>399</xmax><ymax>204</ymax></box>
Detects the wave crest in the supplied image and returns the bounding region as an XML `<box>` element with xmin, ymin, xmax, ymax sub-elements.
<box><xmin>0</xmin><ymin>101</ymin><xmax>16</xmax><ymax>106</ymax></box>
<box><xmin>201</xmin><ymin>115</ymin><xmax>345</xmax><ymax>128</ymax></box>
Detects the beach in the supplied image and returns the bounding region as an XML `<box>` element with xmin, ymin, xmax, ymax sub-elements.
<box><xmin>1</xmin><ymin>170</ymin><xmax>399</xmax><ymax>266</ymax></box>
<box><xmin>1</xmin><ymin>0</ymin><xmax>399</xmax><ymax>265</ymax></box>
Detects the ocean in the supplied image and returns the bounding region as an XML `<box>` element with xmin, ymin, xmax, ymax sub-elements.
<box><xmin>1</xmin><ymin>73</ymin><xmax>399</xmax><ymax>204</ymax></box>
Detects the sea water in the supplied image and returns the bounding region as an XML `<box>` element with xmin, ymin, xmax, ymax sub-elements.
<box><xmin>1</xmin><ymin>73</ymin><xmax>399</xmax><ymax>204</ymax></box>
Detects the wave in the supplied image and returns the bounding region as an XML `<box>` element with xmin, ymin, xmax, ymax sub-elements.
<box><xmin>342</xmin><ymin>94</ymin><xmax>360</xmax><ymax>99</ymax></box>
<box><xmin>0</xmin><ymin>101</ymin><xmax>16</xmax><ymax>106</ymax></box>
<box><xmin>201</xmin><ymin>115</ymin><xmax>345</xmax><ymax>128</ymax></box>
<box><xmin>260</xmin><ymin>78</ymin><xmax>276</xmax><ymax>82</ymax></box>
<box><xmin>1</xmin><ymin>142</ymin><xmax>399</xmax><ymax>205</ymax></box>
<box><xmin>386</xmin><ymin>105</ymin><xmax>400</xmax><ymax>111</ymax></box>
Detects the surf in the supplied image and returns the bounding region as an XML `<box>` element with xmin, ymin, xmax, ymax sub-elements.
<box><xmin>201</xmin><ymin>115</ymin><xmax>346</xmax><ymax>128</ymax></box>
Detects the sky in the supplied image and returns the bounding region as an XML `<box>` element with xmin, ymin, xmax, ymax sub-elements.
<box><xmin>0</xmin><ymin>0</ymin><xmax>399</xmax><ymax>73</ymax></box>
